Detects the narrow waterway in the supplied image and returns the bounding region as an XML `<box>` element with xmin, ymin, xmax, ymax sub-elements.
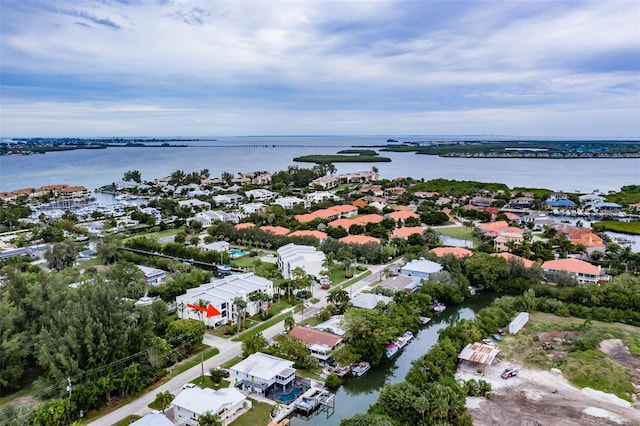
<box><xmin>290</xmin><ymin>292</ymin><xmax>497</xmax><ymax>425</ymax></box>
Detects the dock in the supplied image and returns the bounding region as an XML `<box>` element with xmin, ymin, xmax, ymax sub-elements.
<box><xmin>270</xmin><ymin>387</ymin><xmax>335</xmax><ymax>423</ymax></box>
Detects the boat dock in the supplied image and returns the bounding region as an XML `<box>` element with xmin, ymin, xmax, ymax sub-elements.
<box><xmin>270</xmin><ymin>387</ymin><xmax>335</xmax><ymax>423</ymax></box>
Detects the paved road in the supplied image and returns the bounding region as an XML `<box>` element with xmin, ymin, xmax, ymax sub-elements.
<box><xmin>89</xmin><ymin>262</ymin><xmax>391</xmax><ymax>425</ymax></box>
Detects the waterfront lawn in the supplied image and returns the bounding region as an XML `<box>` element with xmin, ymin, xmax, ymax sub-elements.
<box><xmin>230</xmin><ymin>398</ymin><xmax>273</xmax><ymax>426</ymax></box>
<box><xmin>593</xmin><ymin>221</ymin><xmax>640</xmax><ymax>235</ymax></box>
<box><xmin>434</xmin><ymin>225</ymin><xmax>474</xmax><ymax>240</ymax></box>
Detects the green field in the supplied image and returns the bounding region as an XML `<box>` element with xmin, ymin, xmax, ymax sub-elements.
<box><xmin>433</xmin><ymin>225</ymin><xmax>477</xmax><ymax>246</ymax></box>
<box><xmin>593</xmin><ymin>221</ymin><xmax>640</xmax><ymax>235</ymax></box>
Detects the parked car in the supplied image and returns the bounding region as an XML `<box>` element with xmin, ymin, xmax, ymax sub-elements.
<box><xmin>491</xmin><ymin>333</ymin><xmax>503</xmax><ymax>342</ymax></box>
<box><xmin>482</xmin><ymin>338</ymin><xmax>495</xmax><ymax>346</ymax></box>
<box><xmin>220</xmin><ymin>368</ymin><xmax>230</xmax><ymax>378</ymax></box>
<box><xmin>501</xmin><ymin>367</ymin><xmax>519</xmax><ymax>379</ymax></box>
<box><xmin>182</xmin><ymin>383</ymin><xmax>196</xmax><ymax>390</ymax></box>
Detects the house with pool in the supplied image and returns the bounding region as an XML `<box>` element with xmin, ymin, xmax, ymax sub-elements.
<box><xmin>230</xmin><ymin>352</ymin><xmax>309</xmax><ymax>403</ymax></box>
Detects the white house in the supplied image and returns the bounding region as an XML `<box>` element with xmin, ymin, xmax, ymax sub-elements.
<box><xmin>306</xmin><ymin>191</ymin><xmax>340</xmax><ymax>204</ymax></box>
<box><xmin>172</xmin><ymin>387</ymin><xmax>251</xmax><ymax>426</ymax></box>
<box><xmin>273</xmin><ymin>196</ymin><xmax>307</xmax><ymax>209</ymax></box>
<box><xmin>213</xmin><ymin>194</ymin><xmax>244</xmax><ymax>206</ymax></box>
<box><xmin>200</xmin><ymin>241</ymin><xmax>230</xmax><ymax>252</ymax></box>
<box><xmin>136</xmin><ymin>265</ymin><xmax>167</xmax><ymax>286</ymax></box>
<box><xmin>239</xmin><ymin>202</ymin><xmax>265</xmax><ymax>215</ymax></box>
<box><xmin>192</xmin><ymin>210</ymin><xmax>240</xmax><ymax>227</ymax></box>
<box><xmin>230</xmin><ymin>352</ymin><xmax>296</xmax><ymax>396</ymax></box>
<box><xmin>245</xmin><ymin>188</ymin><xmax>277</xmax><ymax>201</ymax></box>
<box><xmin>175</xmin><ymin>273</ymin><xmax>273</xmax><ymax>328</ymax></box>
<box><xmin>350</xmin><ymin>293</ymin><xmax>393</xmax><ymax>309</ymax></box>
<box><xmin>178</xmin><ymin>199</ymin><xmax>211</xmax><ymax>210</ymax></box>
<box><xmin>277</xmin><ymin>243</ymin><xmax>326</xmax><ymax>279</ymax></box>
<box><xmin>130</xmin><ymin>412</ymin><xmax>174</xmax><ymax>426</ymax></box>
<box><xmin>399</xmin><ymin>258</ymin><xmax>443</xmax><ymax>279</ymax></box>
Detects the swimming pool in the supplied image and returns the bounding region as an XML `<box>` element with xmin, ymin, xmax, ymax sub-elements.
<box><xmin>228</xmin><ymin>249</ymin><xmax>247</xmax><ymax>258</ymax></box>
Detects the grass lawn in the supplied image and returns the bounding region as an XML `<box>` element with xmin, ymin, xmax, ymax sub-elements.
<box><xmin>168</xmin><ymin>346</ymin><xmax>220</xmax><ymax>377</ymax></box>
<box><xmin>434</xmin><ymin>225</ymin><xmax>475</xmax><ymax>241</ymax></box>
<box><xmin>77</xmin><ymin>257</ymin><xmax>104</xmax><ymax>268</ymax></box>
<box><xmin>221</xmin><ymin>356</ymin><xmax>244</xmax><ymax>369</ymax></box>
<box><xmin>229</xmin><ymin>398</ymin><xmax>274</xmax><ymax>426</ymax></box>
<box><xmin>593</xmin><ymin>221</ymin><xmax>640</xmax><ymax>235</ymax></box>
<box><xmin>189</xmin><ymin>377</ymin><xmax>230</xmax><ymax>390</ymax></box>
<box><xmin>123</xmin><ymin>227</ymin><xmax>185</xmax><ymax>243</ymax></box>
<box><xmin>112</xmin><ymin>415</ymin><xmax>140</xmax><ymax>426</ymax></box>
<box><xmin>231</xmin><ymin>256</ymin><xmax>258</xmax><ymax>268</ymax></box>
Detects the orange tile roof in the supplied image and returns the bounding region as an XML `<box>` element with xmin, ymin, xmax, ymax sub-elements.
<box><xmin>295</xmin><ymin>205</ymin><xmax>358</xmax><ymax>222</ymax></box>
<box><xmin>491</xmin><ymin>252</ymin><xmax>534</xmax><ymax>268</ymax></box>
<box><xmin>541</xmin><ymin>258</ymin><xmax>600</xmax><ymax>276</ymax></box>
<box><xmin>478</xmin><ymin>221</ymin><xmax>510</xmax><ymax>232</ymax></box>
<box><xmin>235</xmin><ymin>222</ymin><xmax>255</xmax><ymax>229</ymax></box>
<box><xmin>294</xmin><ymin>213</ymin><xmax>318</xmax><ymax>223</ymax></box>
<box><xmin>393</xmin><ymin>205</ymin><xmax>417</xmax><ymax>212</ymax></box>
<box><xmin>288</xmin><ymin>230</ymin><xmax>328</xmax><ymax>240</ymax></box>
<box><xmin>430</xmin><ymin>247</ymin><xmax>473</xmax><ymax>258</ymax></box>
<box><xmin>387</xmin><ymin>211</ymin><xmax>419</xmax><ymax>220</ymax></box>
<box><xmin>259</xmin><ymin>226</ymin><xmax>290</xmax><ymax>236</ymax></box>
<box><xmin>328</xmin><ymin>214</ymin><xmax>384</xmax><ymax>228</ymax></box>
<box><xmin>289</xmin><ymin>326</ymin><xmax>343</xmax><ymax>348</ymax></box>
<box><xmin>339</xmin><ymin>235</ymin><xmax>380</xmax><ymax>245</ymax></box>
<box><xmin>392</xmin><ymin>227</ymin><xmax>424</xmax><ymax>238</ymax></box>
<box><xmin>352</xmin><ymin>199</ymin><xmax>367</xmax><ymax>208</ymax></box>
<box><xmin>503</xmin><ymin>212</ymin><xmax>520</xmax><ymax>221</ymax></box>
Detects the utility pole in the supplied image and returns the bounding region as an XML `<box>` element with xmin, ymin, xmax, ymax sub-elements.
<box><xmin>66</xmin><ymin>377</ymin><xmax>72</xmax><ymax>398</ymax></box>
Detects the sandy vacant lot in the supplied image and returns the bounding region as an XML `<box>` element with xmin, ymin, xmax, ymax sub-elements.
<box><xmin>457</xmin><ymin>356</ymin><xmax>640</xmax><ymax>426</ymax></box>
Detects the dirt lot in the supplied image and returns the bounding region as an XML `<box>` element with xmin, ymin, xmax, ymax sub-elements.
<box><xmin>457</xmin><ymin>336</ymin><xmax>640</xmax><ymax>426</ymax></box>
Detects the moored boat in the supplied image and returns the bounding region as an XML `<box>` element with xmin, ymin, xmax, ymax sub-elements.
<box><xmin>351</xmin><ymin>361</ymin><xmax>370</xmax><ymax>376</ymax></box>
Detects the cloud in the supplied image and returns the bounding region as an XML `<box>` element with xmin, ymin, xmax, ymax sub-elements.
<box><xmin>0</xmin><ymin>0</ymin><xmax>638</xmax><ymax>137</ymax></box>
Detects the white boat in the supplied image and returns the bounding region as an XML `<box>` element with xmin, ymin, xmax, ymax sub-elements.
<box><xmin>433</xmin><ymin>302</ymin><xmax>446</xmax><ymax>313</ymax></box>
<box><xmin>396</xmin><ymin>331</ymin><xmax>414</xmax><ymax>349</ymax></box>
<box><xmin>386</xmin><ymin>343</ymin><xmax>399</xmax><ymax>358</ymax></box>
<box><xmin>419</xmin><ymin>316</ymin><xmax>431</xmax><ymax>325</ymax></box>
<box><xmin>351</xmin><ymin>361</ymin><xmax>370</xmax><ymax>377</ymax></box>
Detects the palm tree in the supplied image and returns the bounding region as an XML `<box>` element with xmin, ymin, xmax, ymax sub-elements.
<box><xmin>155</xmin><ymin>391</ymin><xmax>174</xmax><ymax>414</ymax></box>
<box><xmin>198</xmin><ymin>411</ymin><xmax>221</xmax><ymax>426</ymax></box>
<box><xmin>342</xmin><ymin>258</ymin><xmax>353</xmax><ymax>278</ymax></box>
<box><xmin>233</xmin><ymin>297</ymin><xmax>248</xmax><ymax>333</ymax></box>
<box><xmin>193</xmin><ymin>298</ymin><xmax>209</xmax><ymax>323</ymax></box>
<box><xmin>284</xmin><ymin>315</ymin><xmax>295</xmax><ymax>331</ymax></box>
<box><xmin>178</xmin><ymin>301</ymin><xmax>185</xmax><ymax>318</ymax></box>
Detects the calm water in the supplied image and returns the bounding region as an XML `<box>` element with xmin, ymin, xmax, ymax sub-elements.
<box><xmin>1</xmin><ymin>136</ymin><xmax>638</xmax><ymax>192</ymax></box>
<box><xmin>290</xmin><ymin>293</ymin><xmax>497</xmax><ymax>426</ymax></box>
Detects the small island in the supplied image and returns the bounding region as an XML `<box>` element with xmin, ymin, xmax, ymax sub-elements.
<box><xmin>293</xmin><ymin>149</ymin><xmax>391</xmax><ymax>164</ymax></box>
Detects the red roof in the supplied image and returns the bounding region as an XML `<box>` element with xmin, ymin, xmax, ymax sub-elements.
<box><xmin>235</xmin><ymin>222</ymin><xmax>255</xmax><ymax>229</ymax></box>
<box><xmin>392</xmin><ymin>227</ymin><xmax>424</xmax><ymax>238</ymax></box>
<box><xmin>288</xmin><ymin>230</ymin><xmax>327</xmax><ymax>240</ymax></box>
<box><xmin>339</xmin><ymin>235</ymin><xmax>380</xmax><ymax>245</ymax></box>
<box><xmin>430</xmin><ymin>247</ymin><xmax>473</xmax><ymax>258</ymax></box>
<box><xmin>289</xmin><ymin>326</ymin><xmax>343</xmax><ymax>349</ymax></box>
<box><xmin>259</xmin><ymin>226</ymin><xmax>290</xmax><ymax>236</ymax></box>
<box><xmin>387</xmin><ymin>211</ymin><xmax>419</xmax><ymax>220</ymax></box>
<box><xmin>541</xmin><ymin>258</ymin><xmax>600</xmax><ymax>276</ymax></box>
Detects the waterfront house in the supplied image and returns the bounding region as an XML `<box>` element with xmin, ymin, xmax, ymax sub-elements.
<box><xmin>541</xmin><ymin>258</ymin><xmax>610</xmax><ymax>284</ymax></box>
<box><xmin>200</xmin><ymin>241</ymin><xmax>230</xmax><ymax>252</ymax></box>
<box><xmin>230</xmin><ymin>352</ymin><xmax>296</xmax><ymax>397</ymax></box>
<box><xmin>430</xmin><ymin>247</ymin><xmax>473</xmax><ymax>258</ymax></box>
<box><xmin>277</xmin><ymin>243</ymin><xmax>326</xmax><ymax>279</ymax></box>
<box><xmin>176</xmin><ymin>273</ymin><xmax>274</xmax><ymax>328</ymax></box>
<box><xmin>289</xmin><ymin>326</ymin><xmax>344</xmax><ymax>363</ymax></box>
<box><xmin>136</xmin><ymin>265</ymin><xmax>167</xmax><ymax>286</ymax></box>
<box><xmin>351</xmin><ymin>293</ymin><xmax>393</xmax><ymax>309</ymax></box>
<box><xmin>172</xmin><ymin>387</ymin><xmax>251</xmax><ymax>426</ymax></box>
<box><xmin>400</xmin><ymin>258</ymin><xmax>443</xmax><ymax>279</ymax></box>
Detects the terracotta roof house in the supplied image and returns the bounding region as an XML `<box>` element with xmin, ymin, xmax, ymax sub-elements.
<box><xmin>393</xmin><ymin>204</ymin><xmax>418</xmax><ymax>212</ymax></box>
<box><xmin>477</xmin><ymin>221</ymin><xmax>510</xmax><ymax>233</ymax></box>
<box><xmin>328</xmin><ymin>214</ymin><xmax>384</xmax><ymax>229</ymax></box>
<box><xmin>430</xmin><ymin>247</ymin><xmax>473</xmax><ymax>258</ymax></box>
<box><xmin>392</xmin><ymin>227</ymin><xmax>424</xmax><ymax>239</ymax></box>
<box><xmin>288</xmin><ymin>230</ymin><xmax>328</xmax><ymax>241</ymax></box>
<box><xmin>384</xmin><ymin>187</ymin><xmax>407</xmax><ymax>199</ymax></box>
<box><xmin>260</xmin><ymin>226</ymin><xmax>290</xmax><ymax>236</ymax></box>
<box><xmin>352</xmin><ymin>199</ymin><xmax>367</xmax><ymax>208</ymax></box>
<box><xmin>541</xmin><ymin>258</ymin><xmax>610</xmax><ymax>284</ymax></box>
<box><xmin>494</xmin><ymin>232</ymin><xmax>525</xmax><ymax>252</ymax></box>
<box><xmin>503</xmin><ymin>212</ymin><xmax>521</xmax><ymax>221</ymax></box>
<box><xmin>235</xmin><ymin>222</ymin><xmax>256</xmax><ymax>230</ymax></box>
<box><xmin>339</xmin><ymin>235</ymin><xmax>380</xmax><ymax>245</ymax></box>
<box><xmin>295</xmin><ymin>205</ymin><xmax>358</xmax><ymax>222</ymax></box>
<box><xmin>386</xmin><ymin>211</ymin><xmax>420</xmax><ymax>222</ymax></box>
<box><xmin>289</xmin><ymin>326</ymin><xmax>343</xmax><ymax>363</ymax></box>
<box><xmin>491</xmin><ymin>252</ymin><xmax>535</xmax><ymax>268</ymax></box>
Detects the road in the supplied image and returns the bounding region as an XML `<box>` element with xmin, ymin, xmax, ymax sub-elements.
<box><xmin>89</xmin><ymin>262</ymin><xmax>390</xmax><ymax>425</ymax></box>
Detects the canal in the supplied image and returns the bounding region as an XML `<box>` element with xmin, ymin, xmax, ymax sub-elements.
<box><xmin>290</xmin><ymin>292</ymin><xmax>497</xmax><ymax>425</ymax></box>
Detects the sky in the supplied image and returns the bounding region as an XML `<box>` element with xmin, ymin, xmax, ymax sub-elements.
<box><xmin>1</xmin><ymin>0</ymin><xmax>639</xmax><ymax>138</ymax></box>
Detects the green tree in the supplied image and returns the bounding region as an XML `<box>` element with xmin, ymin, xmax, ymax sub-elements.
<box><xmin>284</xmin><ymin>315</ymin><xmax>295</xmax><ymax>331</ymax></box>
<box><xmin>123</xmin><ymin>170</ymin><xmax>142</xmax><ymax>183</ymax></box>
<box><xmin>242</xmin><ymin>332</ymin><xmax>268</xmax><ymax>357</ymax></box>
<box><xmin>154</xmin><ymin>391</ymin><xmax>174</xmax><ymax>414</ymax></box>
<box><xmin>343</xmin><ymin>308</ymin><xmax>397</xmax><ymax>366</ymax></box>
<box><xmin>96</xmin><ymin>233</ymin><xmax>122</xmax><ymax>264</ymax></box>
<box><xmin>198</xmin><ymin>411</ymin><xmax>222</xmax><ymax>426</ymax></box>
<box><xmin>166</xmin><ymin>319</ymin><xmax>206</xmax><ymax>353</ymax></box>
<box><xmin>44</xmin><ymin>240</ymin><xmax>78</xmax><ymax>270</ymax></box>
<box><xmin>107</xmin><ymin>261</ymin><xmax>147</xmax><ymax>299</ymax></box>
<box><xmin>464</xmin><ymin>253</ymin><xmax>510</xmax><ymax>290</ymax></box>
<box><xmin>209</xmin><ymin>368</ymin><xmax>226</xmax><ymax>385</ymax></box>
